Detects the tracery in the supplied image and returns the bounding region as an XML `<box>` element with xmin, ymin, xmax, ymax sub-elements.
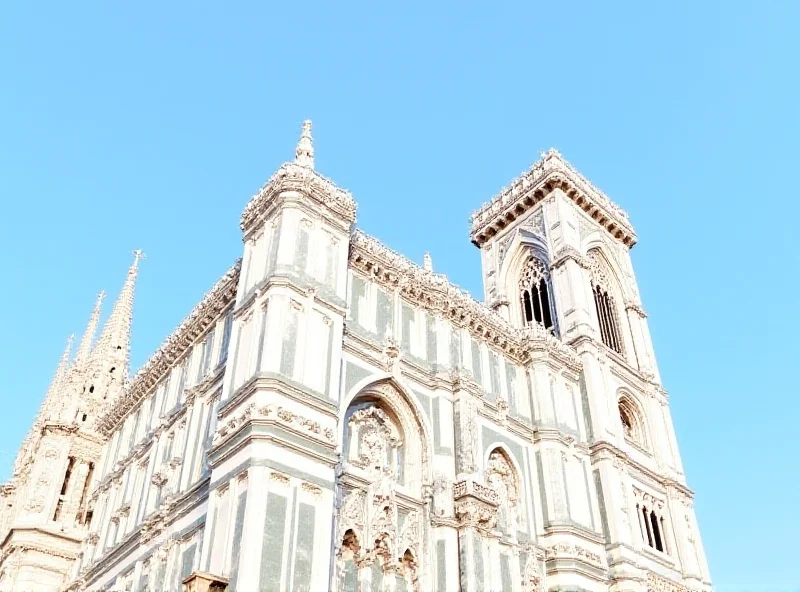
<box><xmin>518</xmin><ymin>256</ymin><xmax>555</xmax><ymax>332</ymax></box>
<box><xmin>336</xmin><ymin>383</ymin><xmax>426</xmax><ymax>591</ymax></box>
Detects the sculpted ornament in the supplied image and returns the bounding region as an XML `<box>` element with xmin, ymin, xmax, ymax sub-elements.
<box><xmin>522</xmin><ymin>551</ymin><xmax>543</xmax><ymax>592</ymax></box>
<box><xmin>485</xmin><ymin>449</ymin><xmax>519</xmax><ymax>533</ymax></box>
<box><xmin>431</xmin><ymin>473</ymin><xmax>453</xmax><ymax>518</ymax></box>
<box><xmin>456</xmin><ymin>397</ymin><xmax>479</xmax><ymax>475</ymax></box>
<box><xmin>348</xmin><ymin>406</ymin><xmax>401</xmax><ymax>475</ymax></box>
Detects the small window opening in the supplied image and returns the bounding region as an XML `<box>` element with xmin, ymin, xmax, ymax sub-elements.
<box><xmin>593</xmin><ymin>284</ymin><xmax>623</xmax><ymax>353</ymax></box>
<box><xmin>81</xmin><ymin>413</ymin><xmax>88</xmax><ymax>422</ymax></box>
<box><xmin>88</xmin><ymin>385</ymin><xmax>94</xmax><ymax>394</ymax></box>
<box><xmin>650</xmin><ymin>510</ymin><xmax>664</xmax><ymax>552</ymax></box>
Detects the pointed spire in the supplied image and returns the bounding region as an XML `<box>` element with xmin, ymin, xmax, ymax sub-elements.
<box><xmin>92</xmin><ymin>250</ymin><xmax>143</xmax><ymax>379</ymax></box>
<box><xmin>45</xmin><ymin>334</ymin><xmax>74</xmax><ymax>399</ymax></box>
<box><xmin>295</xmin><ymin>120</ymin><xmax>315</xmax><ymax>169</ymax></box>
<box><xmin>75</xmin><ymin>291</ymin><xmax>105</xmax><ymax>365</ymax></box>
<box><xmin>423</xmin><ymin>252</ymin><xmax>433</xmax><ymax>272</ymax></box>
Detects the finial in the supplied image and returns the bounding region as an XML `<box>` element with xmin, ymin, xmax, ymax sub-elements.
<box><xmin>295</xmin><ymin>119</ymin><xmax>315</xmax><ymax>169</ymax></box>
<box><xmin>423</xmin><ymin>252</ymin><xmax>433</xmax><ymax>272</ymax></box>
<box><xmin>133</xmin><ymin>249</ymin><xmax>145</xmax><ymax>267</ymax></box>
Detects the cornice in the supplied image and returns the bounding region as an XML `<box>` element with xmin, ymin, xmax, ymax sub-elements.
<box><xmin>590</xmin><ymin>441</ymin><xmax>693</xmax><ymax>498</ymax></box>
<box><xmin>96</xmin><ymin>260</ymin><xmax>240</xmax><ymax>437</ymax></box>
<box><xmin>240</xmin><ymin>162</ymin><xmax>357</xmax><ymax>235</ymax></box>
<box><xmin>349</xmin><ymin>230</ymin><xmax>581</xmax><ymax>371</ymax></box>
<box><xmin>470</xmin><ymin>149</ymin><xmax>637</xmax><ymax>248</ymax></box>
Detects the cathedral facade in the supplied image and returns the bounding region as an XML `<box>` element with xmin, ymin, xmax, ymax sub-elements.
<box><xmin>0</xmin><ymin>122</ymin><xmax>712</xmax><ymax>592</ymax></box>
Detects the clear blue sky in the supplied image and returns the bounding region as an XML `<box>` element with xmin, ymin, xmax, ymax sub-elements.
<box><xmin>1</xmin><ymin>2</ymin><xmax>797</xmax><ymax>591</ymax></box>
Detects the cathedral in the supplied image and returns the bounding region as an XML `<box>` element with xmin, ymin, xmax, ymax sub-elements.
<box><xmin>0</xmin><ymin>121</ymin><xmax>712</xmax><ymax>592</ymax></box>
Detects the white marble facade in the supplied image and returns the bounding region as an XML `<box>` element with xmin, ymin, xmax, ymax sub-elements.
<box><xmin>0</xmin><ymin>122</ymin><xmax>712</xmax><ymax>592</ymax></box>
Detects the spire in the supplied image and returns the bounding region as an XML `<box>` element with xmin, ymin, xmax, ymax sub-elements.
<box><xmin>295</xmin><ymin>120</ymin><xmax>315</xmax><ymax>169</ymax></box>
<box><xmin>92</xmin><ymin>250</ymin><xmax>143</xmax><ymax>379</ymax></box>
<box><xmin>423</xmin><ymin>252</ymin><xmax>433</xmax><ymax>272</ymax></box>
<box><xmin>75</xmin><ymin>291</ymin><xmax>105</xmax><ymax>365</ymax></box>
<box><xmin>43</xmin><ymin>334</ymin><xmax>74</xmax><ymax>400</ymax></box>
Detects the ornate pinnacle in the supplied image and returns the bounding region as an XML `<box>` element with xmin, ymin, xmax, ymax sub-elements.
<box><xmin>295</xmin><ymin>119</ymin><xmax>315</xmax><ymax>169</ymax></box>
<box><xmin>92</xmin><ymin>250</ymin><xmax>143</xmax><ymax>379</ymax></box>
<box><xmin>46</xmin><ymin>334</ymin><xmax>74</xmax><ymax>398</ymax></box>
<box><xmin>423</xmin><ymin>252</ymin><xmax>433</xmax><ymax>272</ymax></box>
<box><xmin>75</xmin><ymin>291</ymin><xmax>105</xmax><ymax>365</ymax></box>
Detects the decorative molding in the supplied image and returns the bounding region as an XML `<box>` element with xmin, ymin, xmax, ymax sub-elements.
<box><xmin>350</xmin><ymin>230</ymin><xmax>581</xmax><ymax>370</ymax></box>
<box><xmin>212</xmin><ymin>403</ymin><xmax>336</xmax><ymax>448</ymax></box>
<box><xmin>240</xmin><ymin>161</ymin><xmax>357</xmax><ymax>233</ymax></box>
<box><xmin>470</xmin><ymin>148</ymin><xmax>636</xmax><ymax>248</ymax></box>
<box><xmin>96</xmin><ymin>261</ymin><xmax>240</xmax><ymax>436</ymax></box>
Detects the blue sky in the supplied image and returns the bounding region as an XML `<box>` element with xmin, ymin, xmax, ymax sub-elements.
<box><xmin>1</xmin><ymin>2</ymin><xmax>797</xmax><ymax>590</ymax></box>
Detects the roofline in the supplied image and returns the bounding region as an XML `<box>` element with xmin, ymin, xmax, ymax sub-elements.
<box><xmin>470</xmin><ymin>149</ymin><xmax>637</xmax><ymax>249</ymax></box>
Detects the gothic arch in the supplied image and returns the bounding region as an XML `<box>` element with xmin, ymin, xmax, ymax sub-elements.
<box><xmin>584</xmin><ymin>246</ymin><xmax>632</xmax><ymax>356</ymax></box>
<box><xmin>617</xmin><ymin>390</ymin><xmax>649</xmax><ymax>449</ymax></box>
<box><xmin>483</xmin><ymin>443</ymin><xmax>525</xmax><ymax>534</ymax></box>
<box><xmin>339</xmin><ymin>375</ymin><xmax>434</xmax><ymax>489</ymax></box>
<box><xmin>336</xmin><ymin>376</ymin><xmax>430</xmax><ymax>590</ymax></box>
<box><xmin>501</xmin><ymin>234</ymin><xmax>557</xmax><ymax>332</ymax></box>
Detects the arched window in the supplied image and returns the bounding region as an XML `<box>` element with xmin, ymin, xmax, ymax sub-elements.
<box><xmin>485</xmin><ymin>448</ymin><xmax>522</xmax><ymax>535</ymax></box>
<box><xmin>588</xmin><ymin>250</ymin><xmax>624</xmax><ymax>354</ymax></box>
<box><xmin>518</xmin><ymin>256</ymin><xmax>555</xmax><ymax>332</ymax></box>
<box><xmin>618</xmin><ymin>395</ymin><xmax>646</xmax><ymax>449</ymax></box>
<box><xmin>336</xmin><ymin>382</ymin><xmax>426</xmax><ymax>591</ymax></box>
<box><xmin>635</xmin><ymin>491</ymin><xmax>669</xmax><ymax>555</ymax></box>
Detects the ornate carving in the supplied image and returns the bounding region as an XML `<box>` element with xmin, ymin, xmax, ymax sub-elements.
<box><xmin>349</xmin><ymin>231</ymin><xmax>581</xmax><ymax>371</ymax></box>
<box><xmin>485</xmin><ymin>449</ymin><xmax>519</xmax><ymax>533</ymax></box>
<box><xmin>545</xmin><ymin>543</ymin><xmax>604</xmax><ymax>568</ymax></box>
<box><xmin>431</xmin><ymin>473</ymin><xmax>453</xmax><ymax>518</ymax></box>
<box><xmin>456</xmin><ymin>397</ymin><xmax>479</xmax><ymax>475</ymax></box>
<box><xmin>646</xmin><ymin>572</ymin><xmax>689</xmax><ymax>592</ymax></box>
<box><xmin>213</xmin><ymin>403</ymin><xmax>335</xmax><ymax>447</ymax></box>
<box><xmin>470</xmin><ymin>148</ymin><xmax>636</xmax><ymax>248</ymax></box>
<box><xmin>521</xmin><ymin>550</ymin><xmax>543</xmax><ymax>592</ymax></box>
<box><xmin>347</xmin><ymin>407</ymin><xmax>401</xmax><ymax>474</ymax></box>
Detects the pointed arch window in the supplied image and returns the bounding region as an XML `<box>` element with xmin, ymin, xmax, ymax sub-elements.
<box><xmin>588</xmin><ymin>251</ymin><xmax>624</xmax><ymax>354</ymax></box>
<box><xmin>618</xmin><ymin>395</ymin><xmax>646</xmax><ymax>449</ymax></box>
<box><xmin>518</xmin><ymin>256</ymin><xmax>555</xmax><ymax>332</ymax></box>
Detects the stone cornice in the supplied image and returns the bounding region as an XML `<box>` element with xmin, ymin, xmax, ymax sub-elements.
<box><xmin>96</xmin><ymin>260</ymin><xmax>240</xmax><ymax>436</ymax></box>
<box><xmin>240</xmin><ymin>162</ymin><xmax>357</xmax><ymax>235</ymax></box>
<box><xmin>349</xmin><ymin>230</ymin><xmax>581</xmax><ymax>371</ymax></box>
<box><xmin>590</xmin><ymin>441</ymin><xmax>693</xmax><ymax>498</ymax></box>
<box><xmin>470</xmin><ymin>149</ymin><xmax>637</xmax><ymax>248</ymax></box>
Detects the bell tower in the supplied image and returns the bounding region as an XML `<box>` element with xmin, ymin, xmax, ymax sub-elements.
<box><xmin>0</xmin><ymin>253</ymin><xmax>142</xmax><ymax>592</ymax></box>
<box><xmin>469</xmin><ymin>149</ymin><xmax>712</xmax><ymax>590</ymax></box>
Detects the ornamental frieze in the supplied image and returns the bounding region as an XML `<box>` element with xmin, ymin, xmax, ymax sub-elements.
<box><xmin>470</xmin><ymin>149</ymin><xmax>636</xmax><ymax>248</ymax></box>
<box><xmin>545</xmin><ymin>543</ymin><xmax>605</xmax><ymax>568</ymax></box>
<box><xmin>213</xmin><ymin>403</ymin><xmax>336</xmax><ymax>448</ymax></box>
<box><xmin>240</xmin><ymin>161</ymin><xmax>357</xmax><ymax>232</ymax></box>
<box><xmin>349</xmin><ymin>230</ymin><xmax>581</xmax><ymax>370</ymax></box>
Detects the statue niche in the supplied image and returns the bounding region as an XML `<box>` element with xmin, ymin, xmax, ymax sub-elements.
<box><xmin>485</xmin><ymin>448</ymin><xmax>522</xmax><ymax>535</ymax></box>
<box><xmin>336</xmin><ymin>385</ymin><xmax>427</xmax><ymax>591</ymax></box>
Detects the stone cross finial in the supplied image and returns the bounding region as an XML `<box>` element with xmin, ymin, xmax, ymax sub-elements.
<box><xmin>423</xmin><ymin>252</ymin><xmax>433</xmax><ymax>272</ymax></box>
<box><xmin>295</xmin><ymin>119</ymin><xmax>315</xmax><ymax>169</ymax></box>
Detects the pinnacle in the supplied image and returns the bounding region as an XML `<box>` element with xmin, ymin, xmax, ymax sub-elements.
<box><xmin>423</xmin><ymin>252</ymin><xmax>433</xmax><ymax>272</ymax></box>
<box><xmin>295</xmin><ymin>119</ymin><xmax>315</xmax><ymax>169</ymax></box>
<box><xmin>75</xmin><ymin>291</ymin><xmax>105</xmax><ymax>365</ymax></box>
<box><xmin>92</xmin><ymin>250</ymin><xmax>143</xmax><ymax>380</ymax></box>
